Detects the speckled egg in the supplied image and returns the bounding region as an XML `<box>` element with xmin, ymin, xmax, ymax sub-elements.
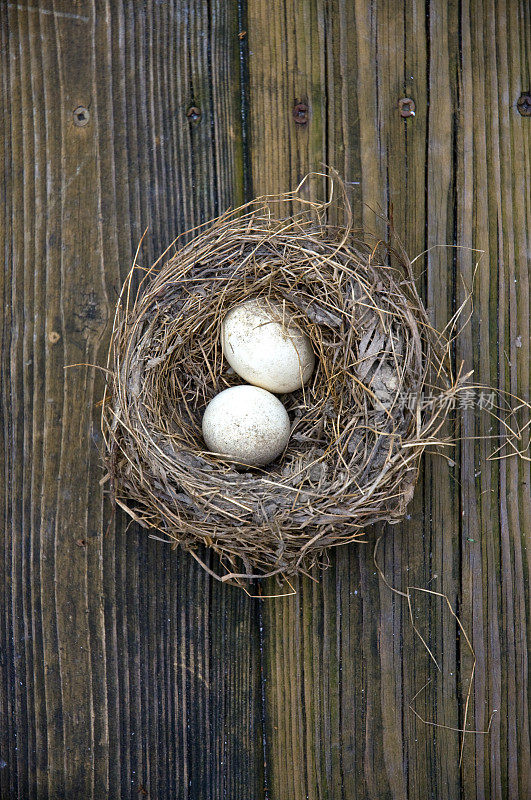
<box><xmin>222</xmin><ymin>299</ymin><xmax>315</xmax><ymax>393</ymax></box>
<box><xmin>202</xmin><ymin>385</ymin><xmax>291</xmax><ymax>467</ymax></box>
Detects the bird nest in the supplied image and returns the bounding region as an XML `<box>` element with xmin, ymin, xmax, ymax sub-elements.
<box><xmin>102</xmin><ymin>186</ymin><xmax>462</xmax><ymax>584</ymax></box>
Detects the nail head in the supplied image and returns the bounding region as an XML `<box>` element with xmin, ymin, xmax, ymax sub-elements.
<box><xmin>293</xmin><ymin>102</ymin><xmax>309</xmax><ymax>125</ymax></box>
<box><xmin>398</xmin><ymin>97</ymin><xmax>415</xmax><ymax>118</ymax></box>
<box><xmin>516</xmin><ymin>93</ymin><xmax>531</xmax><ymax>116</ymax></box>
<box><xmin>186</xmin><ymin>106</ymin><xmax>201</xmax><ymax>123</ymax></box>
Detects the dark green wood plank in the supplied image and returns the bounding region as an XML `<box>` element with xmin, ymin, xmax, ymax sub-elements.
<box><xmin>0</xmin><ymin>2</ymin><xmax>261</xmax><ymax>799</ymax></box>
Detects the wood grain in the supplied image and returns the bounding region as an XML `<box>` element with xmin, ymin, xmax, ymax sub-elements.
<box><xmin>0</xmin><ymin>2</ymin><xmax>261</xmax><ymax>799</ymax></box>
<box><xmin>247</xmin><ymin>1</ymin><xmax>530</xmax><ymax>798</ymax></box>
<box><xmin>456</xmin><ymin>3</ymin><xmax>531</xmax><ymax>798</ymax></box>
<box><xmin>1</xmin><ymin>1</ymin><xmax>529</xmax><ymax>799</ymax></box>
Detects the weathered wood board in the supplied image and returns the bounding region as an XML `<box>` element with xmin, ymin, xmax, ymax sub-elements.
<box><xmin>0</xmin><ymin>1</ymin><xmax>529</xmax><ymax>799</ymax></box>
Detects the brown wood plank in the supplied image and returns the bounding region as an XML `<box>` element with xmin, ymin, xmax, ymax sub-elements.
<box><xmin>1</xmin><ymin>1</ymin><xmax>529</xmax><ymax>799</ymax></box>
<box><xmin>456</xmin><ymin>2</ymin><xmax>530</xmax><ymax>797</ymax></box>
<box><xmin>0</xmin><ymin>2</ymin><xmax>262</xmax><ymax>799</ymax></box>
<box><xmin>247</xmin><ymin>1</ymin><xmax>530</xmax><ymax>798</ymax></box>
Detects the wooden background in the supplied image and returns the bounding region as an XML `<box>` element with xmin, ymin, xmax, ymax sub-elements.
<box><xmin>1</xmin><ymin>1</ymin><xmax>529</xmax><ymax>798</ymax></box>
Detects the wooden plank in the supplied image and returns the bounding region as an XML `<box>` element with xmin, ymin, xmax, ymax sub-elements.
<box><xmin>247</xmin><ymin>1</ymin><xmax>530</xmax><ymax>798</ymax></box>
<box><xmin>456</xmin><ymin>2</ymin><xmax>531</xmax><ymax>798</ymax></box>
<box><xmin>1</xmin><ymin>2</ymin><xmax>529</xmax><ymax>799</ymax></box>
<box><xmin>0</xmin><ymin>2</ymin><xmax>262</xmax><ymax>799</ymax></box>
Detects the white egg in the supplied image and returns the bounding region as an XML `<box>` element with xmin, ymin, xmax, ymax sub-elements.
<box><xmin>202</xmin><ymin>385</ymin><xmax>291</xmax><ymax>466</ymax></box>
<box><xmin>222</xmin><ymin>300</ymin><xmax>315</xmax><ymax>394</ymax></box>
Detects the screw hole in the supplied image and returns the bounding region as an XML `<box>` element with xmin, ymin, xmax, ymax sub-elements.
<box><xmin>516</xmin><ymin>92</ymin><xmax>531</xmax><ymax>116</ymax></box>
<box><xmin>73</xmin><ymin>106</ymin><xmax>90</xmax><ymax>127</ymax></box>
<box><xmin>293</xmin><ymin>102</ymin><xmax>309</xmax><ymax>125</ymax></box>
<box><xmin>186</xmin><ymin>106</ymin><xmax>201</xmax><ymax>123</ymax></box>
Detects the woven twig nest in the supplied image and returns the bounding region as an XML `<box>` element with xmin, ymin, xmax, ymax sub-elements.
<box><xmin>102</xmin><ymin>184</ymin><xmax>460</xmax><ymax>583</ymax></box>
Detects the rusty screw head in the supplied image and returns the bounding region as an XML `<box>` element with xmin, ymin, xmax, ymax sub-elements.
<box><xmin>293</xmin><ymin>102</ymin><xmax>309</xmax><ymax>125</ymax></box>
<box><xmin>398</xmin><ymin>97</ymin><xmax>416</xmax><ymax>118</ymax></box>
<box><xmin>73</xmin><ymin>106</ymin><xmax>90</xmax><ymax>127</ymax></box>
<box><xmin>516</xmin><ymin>93</ymin><xmax>531</xmax><ymax>116</ymax></box>
<box><xmin>186</xmin><ymin>106</ymin><xmax>201</xmax><ymax>123</ymax></box>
